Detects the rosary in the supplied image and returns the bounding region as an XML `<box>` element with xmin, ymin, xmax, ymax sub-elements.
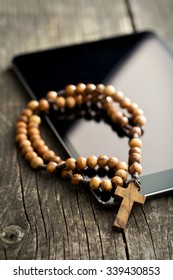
<box><xmin>16</xmin><ymin>83</ymin><xmax>146</xmax><ymax>231</ymax></box>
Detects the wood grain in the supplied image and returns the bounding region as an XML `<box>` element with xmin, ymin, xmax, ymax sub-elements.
<box><xmin>0</xmin><ymin>0</ymin><xmax>173</xmax><ymax>260</ymax></box>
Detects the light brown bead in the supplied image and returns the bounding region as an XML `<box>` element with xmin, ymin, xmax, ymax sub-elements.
<box><xmin>43</xmin><ymin>150</ymin><xmax>55</xmax><ymax>162</ymax></box>
<box><xmin>129</xmin><ymin>138</ymin><xmax>142</xmax><ymax>148</ymax></box>
<box><xmin>18</xmin><ymin>115</ymin><xmax>28</xmax><ymax>123</ymax></box>
<box><xmin>129</xmin><ymin>147</ymin><xmax>141</xmax><ymax>155</ymax></box>
<box><xmin>128</xmin><ymin>102</ymin><xmax>138</xmax><ymax>114</ymax></box>
<box><xmin>46</xmin><ymin>161</ymin><xmax>58</xmax><ymax>173</ymax></box>
<box><xmin>65</xmin><ymin>84</ymin><xmax>76</xmax><ymax>96</ymax></box>
<box><xmin>21</xmin><ymin>145</ymin><xmax>33</xmax><ymax>156</ymax></box>
<box><xmin>16</xmin><ymin>121</ymin><xmax>27</xmax><ymax>129</ymax></box>
<box><xmin>71</xmin><ymin>174</ymin><xmax>83</xmax><ymax>185</ymax></box>
<box><xmin>104</xmin><ymin>85</ymin><xmax>115</xmax><ymax>97</ymax></box>
<box><xmin>31</xmin><ymin>156</ymin><xmax>44</xmax><ymax>169</ymax></box>
<box><xmin>96</xmin><ymin>84</ymin><xmax>105</xmax><ymax>94</ymax></box>
<box><xmin>56</xmin><ymin>96</ymin><xmax>66</xmax><ymax>108</ymax></box>
<box><xmin>25</xmin><ymin>151</ymin><xmax>37</xmax><ymax>162</ymax></box>
<box><xmin>76</xmin><ymin>157</ymin><xmax>87</xmax><ymax>170</ymax></box>
<box><xmin>116</xmin><ymin>161</ymin><xmax>128</xmax><ymax>171</ymax></box>
<box><xmin>129</xmin><ymin>153</ymin><xmax>141</xmax><ymax>164</ymax></box>
<box><xmin>120</xmin><ymin>116</ymin><xmax>129</xmax><ymax>127</ymax></box>
<box><xmin>115</xmin><ymin>169</ymin><xmax>128</xmax><ymax>181</ymax></box>
<box><xmin>65</xmin><ymin>158</ymin><xmax>76</xmax><ymax>170</ymax></box>
<box><xmin>37</xmin><ymin>145</ymin><xmax>49</xmax><ymax>155</ymax></box>
<box><xmin>112</xmin><ymin>91</ymin><xmax>124</xmax><ymax>102</ymax></box>
<box><xmin>112</xmin><ymin>176</ymin><xmax>123</xmax><ymax>187</ymax></box>
<box><xmin>97</xmin><ymin>155</ymin><xmax>108</xmax><ymax>168</ymax></box>
<box><xmin>27</xmin><ymin>122</ymin><xmax>39</xmax><ymax>129</ymax></box>
<box><xmin>22</xmin><ymin>108</ymin><xmax>33</xmax><ymax>117</ymax></box>
<box><xmin>120</xmin><ymin>97</ymin><xmax>131</xmax><ymax>109</ymax></box>
<box><xmin>61</xmin><ymin>169</ymin><xmax>73</xmax><ymax>180</ymax></box>
<box><xmin>87</xmin><ymin>155</ymin><xmax>97</xmax><ymax>169</ymax></box>
<box><xmin>66</xmin><ymin>96</ymin><xmax>76</xmax><ymax>109</ymax></box>
<box><xmin>129</xmin><ymin>162</ymin><xmax>142</xmax><ymax>175</ymax></box>
<box><xmin>129</xmin><ymin>127</ymin><xmax>142</xmax><ymax>137</ymax></box>
<box><xmin>19</xmin><ymin>139</ymin><xmax>31</xmax><ymax>148</ymax></box>
<box><xmin>134</xmin><ymin>115</ymin><xmax>146</xmax><ymax>126</ymax></box>
<box><xmin>85</xmin><ymin>83</ymin><xmax>96</xmax><ymax>94</ymax></box>
<box><xmin>38</xmin><ymin>99</ymin><xmax>50</xmax><ymax>111</ymax></box>
<box><xmin>16</xmin><ymin>133</ymin><xmax>27</xmax><ymax>143</ymax></box>
<box><xmin>76</xmin><ymin>83</ymin><xmax>86</xmax><ymax>94</ymax></box>
<box><xmin>32</xmin><ymin>139</ymin><xmax>45</xmax><ymax>149</ymax></box>
<box><xmin>89</xmin><ymin>177</ymin><xmax>101</xmax><ymax>190</ymax></box>
<box><xmin>28</xmin><ymin>127</ymin><xmax>40</xmax><ymax>136</ymax></box>
<box><xmin>29</xmin><ymin>134</ymin><xmax>41</xmax><ymax>142</ymax></box>
<box><xmin>101</xmin><ymin>179</ymin><xmax>112</xmax><ymax>192</ymax></box>
<box><xmin>29</xmin><ymin>115</ymin><xmax>41</xmax><ymax>125</ymax></box>
<box><xmin>27</xmin><ymin>100</ymin><xmax>39</xmax><ymax>111</ymax></box>
<box><xmin>47</xmin><ymin>91</ymin><xmax>57</xmax><ymax>101</ymax></box>
<box><xmin>16</xmin><ymin>127</ymin><xmax>28</xmax><ymax>134</ymax></box>
<box><xmin>107</xmin><ymin>157</ymin><xmax>118</xmax><ymax>169</ymax></box>
<box><xmin>75</xmin><ymin>95</ymin><xmax>83</xmax><ymax>106</ymax></box>
<box><xmin>50</xmin><ymin>156</ymin><xmax>61</xmax><ymax>164</ymax></box>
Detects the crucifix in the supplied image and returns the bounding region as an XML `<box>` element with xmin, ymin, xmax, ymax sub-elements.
<box><xmin>114</xmin><ymin>181</ymin><xmax>146</xmax><ymax>230</ymax></box>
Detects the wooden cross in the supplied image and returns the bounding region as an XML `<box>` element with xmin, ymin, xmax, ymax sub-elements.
<box><xmin>114</xmin><ymin>181</ymin><xmax>146</xmax><ymax>230</ymax></box>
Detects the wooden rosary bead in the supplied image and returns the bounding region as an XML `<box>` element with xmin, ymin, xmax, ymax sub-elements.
<box><xmin>104</xmin><ymin>85</ymin><xmax>115</xmax><ymax>97</ymax></box>
<box><xmin>18</xmin><ymin>115</ymin><xmax>28</xmax><ymax>123</ymax></box>
<box><xmin>22</xmin><ymin>108</ymin><xmax>33</xmax><ymax>117</ymax></box>
<box><xmin>47</xmin><ymin>91</ymin><xmax>57</xmax><ymax>101</ymax></box>
<box><xmin>31</xmin><ymin>156</ymin><xmax>44</xmax><ymax>169</ymax></box>
<box><xmin>25</xmin><ymin>151</ymin><xmax>37</xmax><ymax>162</ymax></box>
<box><xmin>85</xmin><ymin>83</ymin><xmax>96</xmax><ymax>94</ymax></box>
<box><xmin>129</xmin><ymin>162</ymin><xmax>142</xmax><ymax>175</ymax></box>
<box><xmin>65</xmin><ymin>158</ymin><xmax>76</xmax><ymax>170</ymax></box>
<box><xmin>129</xmin><ymin>127</ymin><xmax>142</xmax><ymax>137</ymax></box>
<box><xmin>16</xmin><ymin>121</ymin><xmax>27</xmax><ymax>129</ymax></box>
<box><xmin>38</xmin><ymin>99</ymin><xmax>50</xmax><ymax>111</ymax></box>
<box><xmin>107</xmin><ymin>157</ymin><xmax>118</xmax><ymax>169</ymax></box>
<box><xmin>97</xmin><ymin>155</ymin><xmax>108</xmax><ymax>168</ymax></box>
<box><xmin>120</xmin><ymin>97</ymin><xmax>131</xmax><ymax>109</ymax></box>
<box><xmin>47</xmin><ymin>161</ymin><xmax>58</xmax><ymax>173</ymax></box>
<box><xmin>101</xmin><ymin>179</ymin><xmax>112</xmax><ymax>192</ymax></box>
<box><xmin>111</xmin><ymin>175</ymin><xmax>123</xmax><ymax>187</ymax></box>
<box><xmin>37</xmin><ymin>145</ymin><xmax>49</xmax><ymax>155</ymax></box>
<box><xmin>43</xmin><ymin>150</ymin><xmax>55</xmax><ymax>162</ymax></box>
<box><xmin>115</xmin><ymin>169</ymin><xmax>128</xmax><ymax>181</ymax></box>
<box><xmin>66</xmin><ymin>96</ymin><xmax>76</xmax><ymax>108</ymax></box>
<box><xmin>75</xmin><ymin>95</ymin><xmax>83</xmax><ymax>106</ymax></box>
<box><xmin>16</xmin><ymin>133</ymin><xmax>27</xmax><ymax>143</ymax></box>
<box><xmin>129</xmin><ymin>147</ymin><xmax>141</xmax><ymax>155</ymax></box>
<box><xmin>16</xmin><ymin>127</ymin><xmax>28</xmax><ymax>134</ymax></box>
<box><xmin>29</xmin><ymin>115</ymin><xmax>41</xmax><ymax>125</ymax></box>
<box><xmin>71</xmin><ymin>174</ymin><xmax>83</xmax><ymax>185</ymax></box>
<box><xmin>56</xmin><ymin>96</ymin><xmax>66</xmax><ymax>108</ymax></box>
<box><xmin>19</xmin><ymin>139</ymin><xmax>31</xmax><ymax>148</ymax></box>
<box><xmin>116</xmin><ymin>161</ymin><xmax>128</xmax><ymax>171</ymax></box>
<box><xmin>61</xmin><ymin>169</ymin><xmax>73</xmax><ymax>180</ymax></box>
<box><xmin>76</xmin><ymin>83</ymin><xmax>86</xmax><ymax>94</ymax></box>
<box><xmin>89</xmin><ymin>177</ymin><xmax>101</xmax><ymax>190</ymax></box>
<box><xmin>28</xmin><ymin>127</ymin><xmax>40</xmax><ymax>136</ymax></box>
<box><xmin>120</xmin><ymin>116</ymin><xmax>129</xmax><ymax>127</ymax></box>
<box><xmin>21</xmin><ymin>145</ymin><xmax>33</xmax><ymax>156</ymax></box>
<box><xmin>29</xmin><ymin>134</ymin><xmax>41</xmax><ymax>142</ymax></box>
<box><xmin>112</xmin><ymin>90</ymin><xmax>124</xmax><ymax>102</ymax></box>
<box><xmin>27</xmin><ymin>122</ymin><xmax>39</xmax><ymax>129</ymax></box>
<box><xmin>96</xmin><ymin>84</ymin><xmax>105</xmax><ymax>94</ymax></box>
<box><xmin>76</xmin><ymin>157</ymin><xmax>87</xmax><ymax>170</ymax></box>
<box><xmin>87</xmin><ymin>155</ymin><xmax>97</xmax><ymax>169</ymax></box>
<box><xmin>27</xmin><ymin>100</ymin><xmax>39</xmax><ymax>111</ymax></box>
<box><xmin>50</xmin><ymin>156</ymin><xmax>61</xmax><ymax>164</ymax></box>
<box><xmin>129</xmin><ymin>138</ymin><xmax>142</xmax><ymax>148</ymax></box>
<box><xmin>129</xmin><ymin>153</ymin><xmax>141</xmax><ymax>164</ymax></box>
<box><xmin>134</xmin><ymin>115</ymin><xmax>147</xmax><ymax>126</ymax></box>
<box><xmin>65</xmin><ymin>84</ymin><xmax>76</xmax><ymax>96</ymax></box>
<box><xmin>32</xmin><ymin>139</ymin><xmax>45</xmax><ymax>149</ymax></box>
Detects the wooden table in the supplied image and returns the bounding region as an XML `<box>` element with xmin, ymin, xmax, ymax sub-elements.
<box><xmin>0</xmin><ymin>0</ymin><xmax>173</xmax><ymax>260</ymax></box>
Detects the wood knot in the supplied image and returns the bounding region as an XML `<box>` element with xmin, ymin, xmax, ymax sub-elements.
<box><xmin>0</xmin><ymin>225</ymin><xmax>25</xmax><ymax>245</ymax></box>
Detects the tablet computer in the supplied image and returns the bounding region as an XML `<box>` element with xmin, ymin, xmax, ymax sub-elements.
<box><xmin>12</xmin><ymin>31</ymin><xmax>173</xmax><ymax>201</ymax></box>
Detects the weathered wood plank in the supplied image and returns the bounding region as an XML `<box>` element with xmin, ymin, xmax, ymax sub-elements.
<box><xmin>129</xmin><ymin>0</ymin><xmax>173</xmax><ymax>44</ymax></box>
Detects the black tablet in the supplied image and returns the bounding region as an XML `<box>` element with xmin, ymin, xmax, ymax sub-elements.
<box><xmin>12</xmin><ymin>31</ymin><xmax>173</xmax><ymax>198</ymax></box>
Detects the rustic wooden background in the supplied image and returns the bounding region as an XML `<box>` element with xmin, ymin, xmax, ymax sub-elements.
<box><xmin>0</xmin><ymin>0</ymin><xmax>173</xmax><ymax>260</ymax></box>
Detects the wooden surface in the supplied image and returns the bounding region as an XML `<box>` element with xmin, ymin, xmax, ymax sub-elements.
<box><xmin>0</xmin><ymin>0</ymin><xmax>173</xmax><ymax>260</ymax></box>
